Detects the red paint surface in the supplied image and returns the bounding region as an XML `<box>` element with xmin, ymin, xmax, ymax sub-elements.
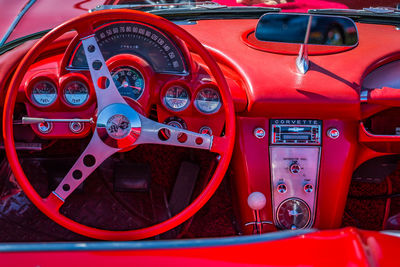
<box><xmin>4</xmin><ymin>0</ymin><xmax>105</xmax><ymax>43</ymax></box>
<box><xmin>0</xmin><ymin>0</ymin><xmax>28</xmax><ymax>41</ymax></box>
<box><xmin>1</xmin><ymin>228</ymin><xmax>400</xmax><ymax>266</ymax></box>
<box><xmin>0</xmin><ymin>0</ymin><xmax>400</xmax><ymax>264</ymax></box>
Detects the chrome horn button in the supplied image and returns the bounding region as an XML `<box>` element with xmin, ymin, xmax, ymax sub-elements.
<box><xmin>97</xmin><ymin>103</ymin><xmax>141</xmax><ymax>148</ymax></box>
<box><xmin>106</xmin><ymin>114</ymin><xmax>131</xmax><ymax>139</ymax></box>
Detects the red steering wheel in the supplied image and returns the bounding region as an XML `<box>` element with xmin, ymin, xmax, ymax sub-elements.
<box><xmin>2</xmin><ymin>10</ymin><xmax>235</xmax><ymax>240</ymax></box>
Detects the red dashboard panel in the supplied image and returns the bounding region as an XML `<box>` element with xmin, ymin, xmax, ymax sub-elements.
<box><xmin>1</xmin><ymin>7</ymin><xmax>400</xmax><ymax>245</ymax></box>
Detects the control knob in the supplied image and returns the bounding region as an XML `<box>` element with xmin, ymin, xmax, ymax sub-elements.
<box><xmin>289</xmin><ymin>162</ymin><xmax>301</xmax><ymax>174</ymax></box>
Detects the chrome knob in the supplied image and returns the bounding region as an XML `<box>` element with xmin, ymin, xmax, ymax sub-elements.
<box><xmin>327</xmin><ymin>128</ymin><xmax>340</xmax><ymax>139</ymax></box>
<box><xmin>289</xmin><ymin>162</ymin><xmax>301</xmax><ymax>174</ymax></box>
<box><xmin>37</xmin><ymin>121</ymin><xmax>52</xmax><ymax>134</ymax></box>
<box><xmin>69</xmin><ymin>121</ymin><xmax>84</xmax><ymax>134</ymax></box>
<box><xmin>277</xmin><ymin>183</ymin><xmax>287</xmax><ymax>194</ymax></box>
<box><xmin>304</xmin><ymin>184</ymin><xmax>313</xmax><ymax>193</ymax></box>
<box><xmin>247</xmin><ymin>192</ymin><xmax>266</xmax><ymax>211</ymax></box>
<box><xmin>253</xmin><ymin>127</ymin><xmax>266</xmax><ymax>139</ymax></box>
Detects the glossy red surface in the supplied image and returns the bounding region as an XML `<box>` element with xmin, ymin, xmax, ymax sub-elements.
<box><xmin>1</xmin><ymin>0</ymin><xmax>400</xmax><ymax>264</ymax></box>
<box><xmin>1</xmin><ymin>228</ymin><xmax>400</xmax><ymax>266</ymax></box>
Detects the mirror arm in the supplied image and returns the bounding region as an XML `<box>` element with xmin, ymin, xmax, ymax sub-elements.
<box><xmin>296</xmin><ymin>15</ymin><xmax>313</xmax><ymax>74</ymax></box>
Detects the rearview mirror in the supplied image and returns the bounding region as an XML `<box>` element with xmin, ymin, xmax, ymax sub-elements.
<box><xmin>255</xmin><ymin>13</ymin><xmax>358</xmax><ymax>46</ymax></box>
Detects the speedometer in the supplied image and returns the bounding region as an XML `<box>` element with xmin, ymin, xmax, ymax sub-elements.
<box><xmin>63</xmin><ymin>81</ymin><xmax>89</xmax><ymax>106</ymax></box>
<box><xmin>194</xmin><ymin>87</ymin><xmax>221</xmax><ymax>114</ymax></box>
<box><xmin>111</xmin><ymin>66</ymin><xmax>145</xmax><ymax>100</ymax></box>
<box><xmin>68</xmin><ymin>22</ymin><xmax>186</xmax><ymax>74</ymax></box>
<box><xmin>31</xmin><ymin>80</ymin><xmax>57</xmax><ymax>106</ymax></box>
<box><xmin>164</xmin><ymin>85</ymin><xmax>190</xmax><ymax>111</ymax></box>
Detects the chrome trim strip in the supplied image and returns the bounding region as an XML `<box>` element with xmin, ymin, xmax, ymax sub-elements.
<box><xmin>0</xmin><ymin>0</ymin><xmax>37</xmax><ymax>46</ymax></box>
<box><xmin>381</xmin><ymin>231</ymin><xmax>400</xmax><ymax>238</ymax></box>
<box><xmin>0</xmin><ymin>229</ymin><xmax>315</xmax><ymax>252</ymax></box>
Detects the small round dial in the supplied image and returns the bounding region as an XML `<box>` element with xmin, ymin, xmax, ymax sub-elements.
<box><xmin>277</xmin><ymin>198</ymin><xmax>310</xmax><ymax>230</ymax></box>
<box><xmin>31</xmin><ymin>80</ymin><xmax>57</xmax><ymax>106</ymax></box>
<box><xmin>111</xmin><ymin>66</ymin><xmax>145</xmax><ymax>100</ymax></box>
<box><xmin>63</xmin><ymin>81</ymin><xmax>89</xmax><ymax>106</ymax></box>
<box><xmin>194</xmin><ymin>87</ymin><xmax>221</xmax><ymax>114</ymax></box>
<box><xmin>164</xmin><ymin>85</ymin><xmax>190</xmax><ymax>111</ymax></box>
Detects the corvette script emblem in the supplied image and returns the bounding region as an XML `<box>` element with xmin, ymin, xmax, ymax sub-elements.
<box><xmin>106</xmin><ymin>114</ymin><xmax>131</xmax><ymax>139</ymax></box>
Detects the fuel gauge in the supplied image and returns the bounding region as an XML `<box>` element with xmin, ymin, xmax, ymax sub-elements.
<box><xmin>31</xmin><ymin>80</ymin><xmax>57</xmax><ymax>106</ymax></box>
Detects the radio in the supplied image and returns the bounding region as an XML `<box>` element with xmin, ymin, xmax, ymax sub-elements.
<box><xmin>270</xmin><ymin>119</ymin><xmax>322</xmax><ymax>145</ymax></box>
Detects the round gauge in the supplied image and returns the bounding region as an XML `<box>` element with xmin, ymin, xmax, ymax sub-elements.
<box><xmin>194</xmin><ymin>87</ymin><xmax>221</xmax><ymax>114</ymax></box>
<box><xmin>63</xmin><ymin>80</ymin><xmax>89</xmax><ymax>106</ymax></box>
<box><xmin>277</xmin><ymin>198</ymin><xmax>311</xmax><ymax>230</ymax></box>
<box><xmin>31</xmin><ymin>80</ymin><xmax>57</xmax><ymax>106</ymax></box>
<box><xmin>164</xmin><ymin>85</ymin><xmax>190</xmax><ymax>111</ymax></box>
<box><xmin>111</xmin><ymin>66</ymin><xmax>145</xmax><ymax>100</ymax></box>
<box><xmin>162</xmin><ymin>117</ymin><xmax>187</xmax><ymax>139</ymax></box>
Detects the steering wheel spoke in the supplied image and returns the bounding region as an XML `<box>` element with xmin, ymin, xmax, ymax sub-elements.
<box><xmin>135</xmin><ymin>114</ymin><xmax>213</xmax><ymax>150</ymax></box>
<box><xmin>52</xmin><ymin>131</ymin><xmax>119</xmax><ymax>202</ymax></box>
<box><xmin>81</xmin><ymin>35</ymin><xmax>126</xmax><ymax>111</ymax></box>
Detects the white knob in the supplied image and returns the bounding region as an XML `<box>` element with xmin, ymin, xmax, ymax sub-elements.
<box><xmin>247</xmin><ymin>192</ymin><xmax>266</xmax><ymax>211</ymax></box>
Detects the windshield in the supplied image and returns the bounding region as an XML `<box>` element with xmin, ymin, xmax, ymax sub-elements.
<box><xmin>1</xmin><ymin>0</ymin><xmax>399</xmax><ymax>46</ymax></box>
<box><xmin>110</xmin><ymin>0</ymin><xmax>399</xmax><ymax>10</ymax></box>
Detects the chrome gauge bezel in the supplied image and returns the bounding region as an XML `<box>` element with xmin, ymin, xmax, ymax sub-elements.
<box><xmin>111</xmin><ymin>66</ymin><xmax>145</xmax><ymax>101</ymax></box>
<box><xmin>276</xmin><ymin>198</ymin><xmax>311</xmax><ymax>230</ymax></box>
<box><xmin>194</xmin><ymin>87</ymin><xmax>222</xmax><ymax>114</ymax></box>
<box><xmin>62</xmin><ymin>80</ymin><xmax>89</xmax><ymax>107</ymax></box>
<box><xmin>30</xmin><ymin>80</ymin><xmax>58</xmax><ymax>107</ymax></box>
<box><xmin>163</xmin><ymin>84</ymin><xmax>190</xmax><ymax>112</ymax></box>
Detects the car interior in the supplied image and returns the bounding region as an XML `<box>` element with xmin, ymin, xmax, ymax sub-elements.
<box><xmin>0</xmin><ymin>0</ymin><xmax>400</xmax><ymax>243</ymax></box>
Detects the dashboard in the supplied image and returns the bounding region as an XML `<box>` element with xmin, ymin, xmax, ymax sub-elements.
<box><xmin>3</xmin><ymin>12</ymin><xmax>400</xmax><ymax>236</ymax></box>
<box><xmin>19</xmin><ymin>20</ymin><xmax>227</xmax><ymax>140</ymax></box>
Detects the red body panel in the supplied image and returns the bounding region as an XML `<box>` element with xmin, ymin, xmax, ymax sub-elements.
<box><xmin>1</xmin><ymin>228</ymin><xmax>400</xmax><ymax>266</ymax></box>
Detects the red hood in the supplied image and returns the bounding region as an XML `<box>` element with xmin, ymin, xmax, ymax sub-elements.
<box><xmin>0</xmin><ymin>0</ymin><xmax>104</xmax><ymax>44</ymax></box>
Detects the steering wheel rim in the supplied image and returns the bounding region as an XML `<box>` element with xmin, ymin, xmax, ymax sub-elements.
<box><xmin>2</xmin><ymin>10</ymin><xmax>235</xmax><ymax>240</ymax></box>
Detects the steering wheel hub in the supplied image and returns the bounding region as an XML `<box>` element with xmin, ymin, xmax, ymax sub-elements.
<box><xmin>97</xmin><ymin>103</ymin><xmax>141</xmax><ymax>148</ymax></box>
<box><xmin>106</xmin><ymin>114</ymin><xmax>131</xmax><ymax>139</ymax></box>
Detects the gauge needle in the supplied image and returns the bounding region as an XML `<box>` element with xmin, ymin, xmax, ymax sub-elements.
<box><xmin>118</xmin><ymin>81</ymin><xmax>141</xmax><ymax>90</ymax></box>
<box><xmin>288</xmin><ymin>210</ymin><xmax>302</xmax><ymax>216</ymax></box>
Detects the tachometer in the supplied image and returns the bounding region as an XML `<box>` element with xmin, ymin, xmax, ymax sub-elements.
<box><xmin>111</xmin><ymin>66</ymin><xmax>145</xmax><ymax>100</ymax></box>
<box><xmin>164</xmin><ymin>85</ymin><xmax>190</xmax><ymax>111</ymax></box>
<box><xmin>194</xmin><ymin>87</ymin><xmax>221</xmax><ymax>114</ymax></box>
<box><xmin>63</xmin><ymin>80</ymin><xmax>89</xmax><ymax>106</ymax></box>
<box><xmin>31</xmin><ymin>80</ymin><xmax>57</xmax><ymax>106</ymax></box>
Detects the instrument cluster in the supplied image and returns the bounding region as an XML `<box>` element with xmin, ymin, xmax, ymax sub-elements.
<box><xmin>21</xmin><ymin>20</ymin><xmax>225</xmax><ymax>139</ymax></box>
<box><xmin>26</xmin><ymin>73</ymin><xmax>92</xmax><ymax>109</ymax></box>
<box><xmin>161</xmin><ymin>82</ymin><xmax>222</xmax><ymax>115</ymax></box>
